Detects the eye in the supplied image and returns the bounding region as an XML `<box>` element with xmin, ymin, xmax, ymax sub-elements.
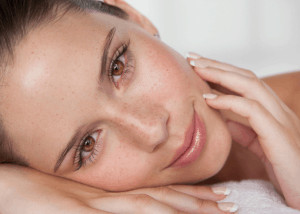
<box><xmin>108</xmin><ymin>41</ymin><xmax>134</xmax><ymax>88</ymax></box>
<box><xmin>74</xmin><ymin>131</ymin><xmax>101</xmax><ymax>170</ymax></box>
<box><xmin>111</xmin><ymin>54</ymin><xmax>125</xmax><ymax>84</ymax></box>
<box><xmin>80</xmin><ymin>132</ymin><xmax>98</xmax><ymax>161</ymax></box>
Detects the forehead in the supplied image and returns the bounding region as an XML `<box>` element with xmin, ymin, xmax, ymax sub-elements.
<box><xmin>0</xmin><ymin>11</ymin><xmax>117</xmax><ymax>170</ymax></box>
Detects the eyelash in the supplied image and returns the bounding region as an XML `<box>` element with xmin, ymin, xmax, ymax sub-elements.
<box><xmin>74</xmin><ymin>130</ymin><xmax>101</xmax><ymax>171</ymax></box>
<box><xmin>108</xmin><ymin>40</ymin><xmax>135</xmax><ymax>88</ymax></box>
<box><xmin>73</xmin><ymin>41</ymin><xmax>134</xmax><ymax>170</ymax></box>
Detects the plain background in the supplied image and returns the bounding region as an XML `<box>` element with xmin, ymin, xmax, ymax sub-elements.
<box><xmin>126</xmin><ymin>0</ymin><xmax>300</xmax><ymax>78</ymax></box>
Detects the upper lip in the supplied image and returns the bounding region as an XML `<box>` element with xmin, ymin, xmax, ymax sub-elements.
<box><xmin>165</xmin><ymin>111</ymin><xmax>195</xmax><ymax>168</ymax></box>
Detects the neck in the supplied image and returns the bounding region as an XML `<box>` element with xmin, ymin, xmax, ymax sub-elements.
<box><xmin>200</xmin><ymin>141</ymin><xmax>269</xmax><ymax>185</ymax></box>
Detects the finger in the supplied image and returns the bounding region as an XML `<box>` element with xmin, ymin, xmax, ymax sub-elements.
<box><xmin>188</xmin><ymin>54</ymin><xmax>294</xmax><ymax>122</ymax></box>
<box><xmin>203</xmin><ymin>93</ymin><xmax>297</xmax><ymax>164</ymax></box>
<box><xmin>125</xmin><ymin>187</ymin><xmax>236</xmax><ymax>214</ymax></box>
<box><xmin>211</xmin><ymin>89</ymin><xmax>253</xmax><ymax>128</ymax></box>
<box><xmin>87</xmin><ymin>194</ymin><xmax>187</xmax><ymax>214</ymax></box>
<box><xmin>187</xmin><ymin>52</ymin><xmax>254</xmax><ymax>78</ymax></box>
<box><xmin>72</xmin><ymin>206</ymin><xmax>113</xmax><ymax>214</ymax></box>
<box><xmin>194</xmin><ymin>66</ymin><xmax>288</xmax><ymax>123</ymax></box>
<box><xmin>167</xmin><ymin>185</ymin><xmax>229</xmax><ymax>201</ymax></box>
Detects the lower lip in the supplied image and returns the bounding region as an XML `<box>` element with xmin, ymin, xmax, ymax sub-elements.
<box><xmin>169</xmin><ymin>111</ymin><xmax>206</xmax><ymax>168</ymax></box>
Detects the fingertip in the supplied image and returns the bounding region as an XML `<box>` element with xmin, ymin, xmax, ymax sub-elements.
<box><xmin>189</xmin><ymin>60</ymin><xmax>208</xmax><ymax>69</ymax></box>
<box><xmin>203</xmin><ymin>93</ymin><xmax>218</xmax><ymax>100</ymax></box>
<box><xmin>186</xmin><ymin>52</ymin><xmax>202</xmax><ymax>59</ymax></box>
<box><xmin>190</xmin><ymin>60</ymin><xmax>196</xmax><ymax>67</ymax></box>
<box><xmin>211</xmin><ymin>186</ymin><xmax>231</xmax><ymax>202</ymax></box>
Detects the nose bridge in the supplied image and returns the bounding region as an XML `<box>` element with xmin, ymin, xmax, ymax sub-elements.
<box><xmin>114</xmin><ymin>101</ymin><xmax>169</xmax><ymax>152</ymax></box>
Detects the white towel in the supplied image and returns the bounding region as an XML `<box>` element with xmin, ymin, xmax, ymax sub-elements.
<box><xmin>212</xmin><ymin>179</ymin><xmax>300</xmax><ymax>214</ymax></box>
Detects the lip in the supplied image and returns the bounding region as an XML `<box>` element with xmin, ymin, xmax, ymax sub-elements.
<box><xmin>167</xmin><ymin>110</ymin><xmax>206</xmax><ymax>168</ymax></box>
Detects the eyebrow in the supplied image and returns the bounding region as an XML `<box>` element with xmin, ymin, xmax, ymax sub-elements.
<box><xmin>99</xmin><ymin>27</ymin><xmax>116</xmax><ymax>83</ymax></box>
<box><xmin>53</xmin><ymin>27</ymin><xmax>116</xmax><ymax>173</ymax></box>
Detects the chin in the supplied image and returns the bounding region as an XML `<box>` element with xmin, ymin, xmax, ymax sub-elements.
<box><xmin>183</xmin><ymin>110</ymin><xmax>233</xmax><ymax>184</ymax></box>
<box><xmin>197</xmin><ymin>116</ymin><xmax>233</xmax><ymax>182</ymax></box>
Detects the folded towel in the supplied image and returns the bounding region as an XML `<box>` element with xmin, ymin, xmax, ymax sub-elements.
<box><xmin>212</xmin><ymin>179</ymin><xmax>300</xmax><ymax>214</ymax></box>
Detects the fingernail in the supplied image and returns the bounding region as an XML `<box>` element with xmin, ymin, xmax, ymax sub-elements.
<box><xmin>203</xmin><ymin>93</ymin><xmax>218</xmax><ymax>99</ymax></box>
<box><xmin>212</xmin><ymin>186</ymin><xmax>231</xmax><ymax>196</ymax></box>
<box><xmin>190</xmin><ymin>60</ymin><xmax>196</xmax><ymax>66</ymax></box>
<box><xmin>218</xmin><ymin>202</ymin><xmax>239</xmax><ymax>213</ymax></box>
<box><xmin>186</xmin><ymin>52</ymin><xmax>202</xmax><ymax>59</ymax></box>
<box><xmin>189</xmin><ymin>60</ymin><xmax>208</xmax><ymax>68</ymax></box>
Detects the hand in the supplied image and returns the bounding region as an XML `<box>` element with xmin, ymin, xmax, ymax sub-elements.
<box><xmin>0</xmin><ymin>165</ymin><xmax>238</xmax><ymax>214</ymax></box>
<box><xmin>187</xmin><ymin>53</ymin><xmax>300</xmax><ymax>210</ymax></box>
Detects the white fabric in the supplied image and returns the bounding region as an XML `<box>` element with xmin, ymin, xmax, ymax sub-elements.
<box><xmin>212</xmin><ymin>179</ymin><xmax>300</xmax><ymax>214</ymax></box>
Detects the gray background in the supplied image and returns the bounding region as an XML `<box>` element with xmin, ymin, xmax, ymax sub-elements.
<box><xmin>126</xmin><ymin>0</ymin><xmax>300</xmax><ymax>78</ymax></box>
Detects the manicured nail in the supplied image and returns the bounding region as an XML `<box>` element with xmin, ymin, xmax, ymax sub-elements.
<box><xmin>189</xmin><ymin>60</ymin><xmax>207</xmax><ymax>68</ymax></box>
<box><xmin>186</xmin><ymin>52</ymin><xmax>202</xmax><ymax>59</ymax></box>
<box><xmin>218</xmin><ymin>202</ymin><xmax>239</xmax><ymax>213</ymax></box>
<box><xmin>190</xmin><ymin>60</ymin><xmax>196</xmax><ymax>66</ymax></box>
<box><xmin>212</xmin><ymin>186</ymin><xmax>231</xmax><ymax>196</ymax></box>
<box><xmin>203</xmin><ymin>93</ymin><xmax>218</xmax><ymax>99</ymax></box>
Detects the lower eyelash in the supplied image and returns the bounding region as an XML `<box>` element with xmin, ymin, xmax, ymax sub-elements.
<box><xmin>73</xmin><ymin>145</ymin><xmax>83</xmax><ymax>170</ymax></box>
<box><xmin>119</xmin><ymin>50</ymin><xmax>135</xmax><ymax>84</ymax></box>
<box><xmin>81</xmin><ymin>145</ymin><xmax>100</xmax><ymax>167</ymax></box>
<box><xmin>73</xmin><ymin>141</ymin><xmax>101</xmax><ymax>171</ymax></box>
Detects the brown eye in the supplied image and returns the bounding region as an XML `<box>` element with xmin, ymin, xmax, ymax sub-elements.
<box><xmin>82</xmin><ymin>136</ymin><xmax>95</xmax><ymax>152</ymax></box>
<box><xmin>112</xmin><ymin>60</ymin><xmax>125</xmax><ymax>76</ymax></box>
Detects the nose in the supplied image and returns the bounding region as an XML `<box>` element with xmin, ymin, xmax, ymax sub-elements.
<box><xmin>113</xmin><ymin>103</ymin><xmax>169</xmax><ymax>153</ymax></box>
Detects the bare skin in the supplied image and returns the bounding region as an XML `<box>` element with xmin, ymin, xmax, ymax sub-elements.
<box><xmin>0</xmin><ymin>0</ymin><xmax>299</xmax><ymax>212</ymax></box>
<box><xmin>108</xmin><ymin>0</ymin><xmax>300</xmax><ymax>193</ymax></box>
<box><xmin>0</xmin><ymin>68</ymin><xmax>298</xmax><ymax>214</ymax></box>
<box><xmin>1</xmin><ymin>68</ymin><xmax>298</xmax><ymax>214</ymax></box>
<box><xmin>201</xmin><ymin>71</ymin><xmax>300</xmax><ymax>186</ymax></box>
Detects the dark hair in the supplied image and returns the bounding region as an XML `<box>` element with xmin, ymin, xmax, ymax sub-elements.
<box><xmin>0</xmin><ymin>0</ymin><xmax>128</xmax><ymax>165</ymax></box>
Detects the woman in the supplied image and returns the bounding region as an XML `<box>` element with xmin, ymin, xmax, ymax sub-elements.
<box><xmin>0</xmin><ymin>0</ymin><xmax>299</xmax><ymax>213</ymax></box>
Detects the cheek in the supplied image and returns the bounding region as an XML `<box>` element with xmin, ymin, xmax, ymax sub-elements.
<box><xmin>71</xmin><ymin>144</ymin><xmax>155</xmax><ymax>191</ymax></box>
<box><xmin>132</xmin><ymin>36</ymin><xmax>211</xmax><ymax>103</ymax></box>
<box><xmin>132</xmin><ymin>46</ymin><xmax>189</xmax><ymax>102</ymax></box>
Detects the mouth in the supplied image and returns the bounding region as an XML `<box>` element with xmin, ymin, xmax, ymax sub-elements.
<box><xmin>166</xmin><ymin>110</ymin><xmax>206</xmax><ymax>168</ymax></box>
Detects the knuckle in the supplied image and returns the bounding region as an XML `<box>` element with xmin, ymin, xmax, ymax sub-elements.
<box><xmin>195</xmin><ymin>199</ymin><xmax>205</xmax><ymax>209</ymax></box>
<box><xmin>248</xmin><ymin>75</ymin><xmax>261</xmax><ymax>86</ymax></box>
<box><xmin>249</xmin><ymin>100</ymin><xmax>263</xmax><ymax>112</ymax></box>
<box><xmin>132</xmin><ymin>194</ymin><xmax>178</xmax><ymax>214</ymax></box>
<box><xmin>195</xmin><ymin>199</ymin><xmax>218</xmax><ymax>211</ymax></box>
<box><xmin>134</xmin><ymin>194</ymin><xmax>155</xmax><ymax>205</ymax></box>
<box><xmin>257</xmin><ymin>78</ymin><xmax>266</xmax><ymax>87</ymax></box>
<box><xmin>155</xmin><ymin>186</ymin><xmax>173</xmax><ymax>197</ymax></box>
<box><xmin>244</xmin><ymin>69</ymin><xmax>256</xmax><ymax>77</ymax></box>
<box><xmin>123</xmin><ymin>194</ymin><xmax>155</xmax><ymax>213</ymax></box>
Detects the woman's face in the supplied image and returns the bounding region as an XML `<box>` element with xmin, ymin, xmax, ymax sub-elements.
<box><xmin>1</xmin><ymin>10</ymin><xmax>232</xmax><ymax>191</ymax></box>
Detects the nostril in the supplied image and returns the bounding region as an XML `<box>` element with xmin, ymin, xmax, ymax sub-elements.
<box><xmin>152</xmin><ymin>142</ymin><xmax>163</xmax><ymax>153</ymax></box>
<box><xmin>149</xmin><ymin>130</ymin><xmax>168</xmax><ymax>153</ymax></box>
<box><xmin>150</xmin><ymin>115</ymin><xmax>169</xmax><ymax>153</ymax></box>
